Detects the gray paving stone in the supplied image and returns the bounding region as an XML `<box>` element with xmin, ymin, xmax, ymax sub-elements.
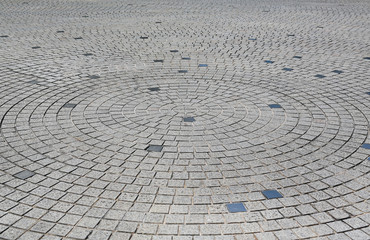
<box><xmin>0</xmin><ymin>0</ymin><xmax>370</xmax><ymax>239</ymax></box>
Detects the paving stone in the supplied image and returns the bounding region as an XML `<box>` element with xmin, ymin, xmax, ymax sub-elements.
<box><xmin>226</xmin><ymin>203</ymin><xmax>247</xmax><ymax>213</ymax></box>
<box><xmin>0</xmin><ymin>1</ymin><xmax>369</xmax><ymax>239</ymax></box>
<box><xmin>14</xmin><ymin>170</ymin><xmax>35</xmax><ymax>180</ymax></box>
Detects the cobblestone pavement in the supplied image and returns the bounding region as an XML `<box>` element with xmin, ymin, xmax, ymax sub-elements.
<box><xmin>0</xmin><ymin>0</ymin><xmax>369</xmax><ymax>239</ymax></box>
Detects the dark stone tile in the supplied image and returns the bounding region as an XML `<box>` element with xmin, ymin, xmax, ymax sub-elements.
<box><xmin>88</xmin><ymin>75</ymin><xmax>100</xmax><ymax>79</ymax></box>
<box><xmin>170</xmin><ymin>50</ymin><xmax>179</xmax><ymax>52</ymax></box>
<box><xmin>287</xmin><ymin>34</ymin><xmax>295</xmax><ymax>37</ymax></box>
<box><xmin>293</xmin><ymin>56</ymin><xmax>302</xmax><ymax>59</ymax></box>
<box><xmin>63</xmin><ymin>103</ymin><xmax>77</xmax><ymax>108</ymax></box>
<box><xmin>154</xmin><ymin>60</ymin><xmax>164</xmax><ymax>63</ymax></box>
<box><xmin>366</xmin><ymin>92</ymin><xmax>370</xmax><ymax>95</ymax></box>
<box><xmin>248</xmin><ymin>37</ymin><xmax>257</xmax><ymax>41</ymax></box>
<box><xmin>264</xmin><ymin>60</ymin><xmax>274</xmax><ymax>64</ymax></box>
<box><xmin>83</xmin><ymin>53</ymin><xmax>93</xmax><ymax>56</ymax></box>
<box><xmin>269</xmin><ymin>104</ymin><xmax>282</xmax><ymax>109</ymax></box>
<box><xmin>14</xmin><ymin>170</ymin><xmax>35</xmax><ymax>180</ymax></box>
<box><xmin>226</xmin><ymin>203</ymin><xmax>247</xmax><ymax>213</ymax></box>
<box><xmin>74</xmin><ymin>37</ymin><xmax>83</xmax><ymax>40</ymax></box>
<box><xmin>56</xmin><ymin>31</ymin><xmax>64</xmax><ymax>33</ymax></box>
<box><xmin>82</xmin><ymin>15</ymin><xmax>89</xmax><ymax>18</ymax></box>
<box><xmin>317</xmin><ymin>26</ymin><xmax>324</xmax><ymax>28</ymax></box>
<box><xmin>262</xmin><ymin>190</ymin><xmax>283</xmax><ymax>199</ymax></box>
<box><xmin>364</xmin><ymin>57</ymin><xmax>370</xmax><ymax>60</ymax></box>
<box><xmin>183</xmin><ymin>117</ymin><xmax>195</xmax><ymax>122</ymax></box>
<box><xmin>155</xmin><ymin>21</ymin><xmax>162</xmax><ymax>24</ymax></box>
<box><xmin>361</xmin><ymin>143</ymin><xmax>370</xmax><ymax>149</ymax></box>
<box><xmin>146</xmin><ymin>145</ymin><xmax>163</xmax><ymax>152</ymax></box>
<box><xmin>140</xmin><ymin>36</ymin><xmax>148</xmax><ymax>39</ymax></box>
<box><xmin>0</xmin><ymin>35</ymin><xmax>9</xmax><ymax>38</ymax></box>
<box><xmin>32</xmin><ymin>46</ymin><xmax>41</xmax><ymax>49</ymax></box>
<box><xmin>198</xmin><ymin>64</ymin><xmax>208</xmax><ymax>67</ymax></box>
<box><xmin>282</xmin><ymin>68</ymin><xmax>293</xmax><ymax>71</ymax></box>
<box><xmin>27</xmin><ymin>80</ymin><xmax>39</xmax><ymax>84</ymax></box>
<box><xmin>182</xmin><ymin>57</ymin><xmax>191</xmax><ymax>60</ymax></box>
<box><xmin>262</xmin><ymin>10</ymin><xmax>270</xmax><ymax>12</ymax></box>
<box><xmin>332</xmin><ymin>70</ymin><xmax>343</xmax><ymax>74</ymax></box>
<box><xmin>178</xmin><ymin>70</ymin><xmax>188</xmax><ymax>73</ymax></box>
<box><xmin>148</xmin><ymin>87</ymin><xmax>160</xmax><ymax>91</ymax></box>
<box><xmin>314</xmin><ymin>74</ymin><xmax>326</xmax><ymax>78</ymax></box>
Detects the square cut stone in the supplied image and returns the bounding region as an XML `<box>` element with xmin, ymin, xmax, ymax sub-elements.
<box><xmin>262</xmin><ymin>190</ymin><xmax>283</xmax><ymax>199</ymax></box>
<box><xmin>364</xmin><ymin>57</ymin><xmax>370</xmax><ymax>60</ymax></box>
<box><xmin>332</xmin><ymin>70</ymin><xmax>343</xmax><ymax>74</ymax></box>
<box><xmin>14</xmin><ymin>170</ymin><xmax>35</xmax><ymax>180</ymax></box>
<box><xmin>183</xmin><ymin>117</ymin><xmax>195</xmax><ymax>122</ymax></box>
<box><xmin>74</xmin><ymin>37</ymin><xmax>83</xmax><ymax>40</ymax></box>
<box><xmin>140</xmin><ymin>36</ymin><xmax>148</xmax><ymax>39</ymax></box>
<box><xmin>146</xmin><ymin>145</ymin><xmax>163</xmax><ymax>152</ymax></box>
<box><xmin>198</xmin><ymin>64</ymin><xmax>208</xmax><ymax>67</ymax></box>
<box><xmin>227</xmin><ymin>203</ymin><xmax>247</xmax><ymax>213</ymax></box>
<box><xmin>32</xmin><ymin>46</ymin><xmax>41</xmax><ymax>49</ymax></box>
<box><xmin>282</xmin><ymin>68</ymin><xmax>293</xmax><ymax>71</ymax></box>
<box><xmin>269</xmin><ymin>104</ymin><xmax>282</xmax><ymax>109</ymax></box>
<box><xmin>82</xmin><ymin>15</ymin><xmax>88</xmax><ymax>18</ymax></box>
<box><xmin>178</xmin><ymin>70</ymin><xmax>188</xmax><ymax>73</ymax></box>
<box><xmin>27</xmin><ymin>80</ymin><xmax>39</xmax><ymax>84</ymax></box>
<box><xmin>154</xmin><ymin>60</ymin><xmax>164</xmax><ymax>63</ymax></box>
<box><xmin>248</xmin><ymin>37</ymin><xmax>257</xmax><ymax>41</ymax></box>
<box><xmin>155</xmin><ymin>21</ymin><xmax>161</xmax><ymax>24</ymax></box>
<box><xmin>315</xmin><ymin>74</ymin><xmax>326</xmax><ymax>78</ymax></box>
<box><xmin>182</xmin><ymin>57</ymin><xmax>191</xmax><ymax>60</ymax></box>
<box><xmin>264</xmin><ymin>60</ymin><xmax>274</xmax><ymax>63</ymax></box>
<box><xmin>56</xmin><ymin>31</ymin><xmax>64</xmax><ymax>33</ymax></box>
<box><xmin>88</xmin><ymin>75</ymin><xmax>100</xmax><ymax>79</ymax></box>
<box><xmin>170</xmin><ymin>50</ymin><xmax>178</xmax><ymax>52</ymax></box>
<box><xmin>83</xmin><ymin>53</ymin><xmax>93</xmax><ymax>56</ymax></box>
<box><xmin>366</xmin><ymin>92</ymin><xmax>370</xmax><ymax>95</ymax></box>
<box><xmin>0</xmin><ymin>35</ymin><xmax>9</xmax><ymax>38</ymax></box>
<box><xmin>148</xmin><ymin>87</ymin><xmax>160</xmax><ymax>91</ymax></box>
<box><xmin>287</xmin><ymin>34</ymin><xmax>295</xmax><ymax>37</ymax></box>
<box><xmin>293</xmin><ymin>56</ymin><xmax>302</xmax><ymax>59</ymax></box>
<box><xmin>63</xmin><ymin>103</ymin><xmax>77</xmax><ymax>108</ymax></box>
<box><xmin>361</xmin><ymin>143</ymin><xmax>370</xmax><ymax>149</ymax></box>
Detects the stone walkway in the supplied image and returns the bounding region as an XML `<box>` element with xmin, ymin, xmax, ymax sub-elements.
<box><xmin>0</xmin><ymin>0</ymin><xmax>369</xmax><ymax>239</ymax></box>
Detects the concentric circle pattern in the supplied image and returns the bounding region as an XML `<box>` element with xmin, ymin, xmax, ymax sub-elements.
<box><xmin>0</xmin><ymin>0</ymin><xmax>370</xmax><ymax>239</ymax></box>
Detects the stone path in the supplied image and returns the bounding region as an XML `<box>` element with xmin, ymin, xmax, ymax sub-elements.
<box><xmin>0</xmin><ymin>0</ymin><xmax>369</xmax><ymax>239</ymax></box>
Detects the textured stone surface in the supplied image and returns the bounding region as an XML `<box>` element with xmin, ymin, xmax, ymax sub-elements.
<box><xmin>0</xmin><ymin>0</ymin><xmax>370</xmax><ymax>239</ymax></box>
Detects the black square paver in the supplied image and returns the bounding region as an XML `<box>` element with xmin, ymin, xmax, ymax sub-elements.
<box><xmin>178</xmin><ymin>70</ymin><xmax>188</xmax><ymax>73</ymax></box>
<box><xmin>361</xmin><ymin>143</ymin><xmax>370</xmax><ymax>149</ymax></box>
<box><xmin>56</xmin><ymin>31</ymin><xmax>64</xmax><ymax>33</ymax></box>
<box><xmin>14</xmin><ymin>170</ymin><xmax>35</xmax><ymax>180</ymax></box>
<box><xmin>182</xmin><ymin>57</ymin><xmax>191</xmax><ymax>60</ymax></box>
<box><xmin>83</xmin><ymin>53</ymin><xmax>93</xmax><ymax>56</ymax></box>
<box><xmin>27</xmin><ymin>80</ymin><xmax>39</xmax><ymax>84</ymax></box>
<box><xmin>148</xmin><ymin>87</ymin><xmax>160</xmax><ymax>91</ymax></box>
<box><xmin>140</xmin><ymin>36</ymin><xmax>148</xmax><ymax>39</ymax></box>
<box><xmin>332</xmin><ymin>70</ymin><xmax>343</xmax><ymax>74</ymax></box>
<box><xmin>315</xmin><ymin>74</ymin><xmax>326</xmax><ymax>78</ymax></box>
<box><xmin>248</xmin><ymin>37</ymin><xmax>257</xmax><ymax>41</ymax></box>
<box><xmin>63</xmin><ymin>103</ymin><xmax>77</xmax><ymax>108</ymax></box>
<box><xmin>227</xmin><ymin>203</ymin><xmax>247</xmax><ymax>213</ymax></box>
<box><xmin>282</xmin><ymin>68</ymin><xmax>293</xmax><ymax>71</ymax></box>
<box><xmin>264</xmin><ymin>60</ymin><xmax>274</xmax><ymax>64</ymax></box>
<box><xmin>32</xmin><ymin>46</ymin><xmax>41</xmax><ymax>49</ymax></box>
<box><xmin>183</xmin><ymin>117</ymin><xmax>195</xmax><ymax>122</ymax></box>
<box><xmin>293</xmin><ymin>56</ymin><xmax>302</xmax><ymax>59</ymax></box>
<box><xmin>366</xmin><ymin>92</ymin><xmax>370</xmax><ymax>95</ymax></box>
<box><xmin>0</xmin><ymin>35</ymin><xmax>9</xmax><ymax>38</ymax></box>
<box><xmin>74</xmin><ymin>37</ymin><xmax>83</xmax><ymax>40</ymax></box>
<box><xmin>364</xmin><ymin>57</ymin><xmax>370</xmax><ymax>60</ymax></box>
<box><xmin>170</xmin><ymin>50</ymin><xmax>178</xmax><ymax>52</ymax></box>
<box><xmin>154</xmin><ymin>60</ymin><xmax>164</xmax><ymax>63</ymax></box>
<box><xmin>269</xmin><ymin>104</ymin><xmax>282</xmax><ymax>109</ymax></box>
<box><xmin>262</xmin><ymin>190</ymin><xmax>283</xmax><ymax>199</ymax></box>
<box><xmin>287</xmin><ymin>34</ymin><xmax>295</xmax><ymax>37</ymax></box>
<box><xmin>146</xmin><ymin>145</ymin><xmax>163</xmax><ymax>152</ymax></box>
<box><xmin>89</xmin><ymin>75</ymin><xmax>100</xmax><ymax>79</ymax></box>
<box><xmin>198</xmin><ymin>64</ymin><xmax>208</xmax><ymax>67</ymax></box>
